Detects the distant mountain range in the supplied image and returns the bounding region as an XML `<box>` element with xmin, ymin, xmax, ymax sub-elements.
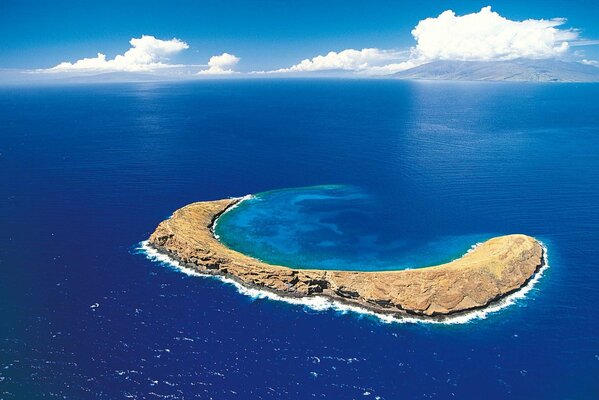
<box><xmin>2</xmin><ymin>59</ymin><xmax>598</xmax><ymax>85</ymax></box>
<box><xmin>54</xmin><ymin>71</ymin><xmax>171</xmax><ymax>83</ymax></box>
<box><xmin>393</xmin><ymin>59</ymin><xmax>599</xmax><ymax>82</ymax></box>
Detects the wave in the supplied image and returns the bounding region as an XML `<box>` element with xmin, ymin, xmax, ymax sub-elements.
<box><xmin>136</xmin><ymin>240</ymin><xmax>549</xmax><ymax>325</ymax></box>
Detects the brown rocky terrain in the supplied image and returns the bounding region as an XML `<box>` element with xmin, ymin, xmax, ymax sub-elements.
<box><xmin>148</xmin><ymin>198</ymin><xmax>545</xmax><ymax>317</ymax></box>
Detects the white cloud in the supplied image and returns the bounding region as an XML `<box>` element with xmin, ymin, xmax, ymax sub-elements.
<box><xmin>269</xmin><ymin>6</ymin><xmax>582</xmax><ymax>76</ymax></box>
<box><xmin>271</xmin><ymin>48</ymin><xmax>404</xmax><ymax>73</ymax></box>
<box><xmin>581</xmin><ymin>59</ymin><xmax>599</xmax><ymax>67</ymax></box>
<box><xmin>198</xmin><ymin>53</ymin><xmax>240</xmax><ymax>75</ymax></box>
<box><xmin>411</xmin><ymin>6</ymin><xmax>578</xmax><ymax>61</ymax></box>
<box><xmin>46</xmin><ymin>35</ymin><xmax>189</xmax><ymax>72</ymax></box>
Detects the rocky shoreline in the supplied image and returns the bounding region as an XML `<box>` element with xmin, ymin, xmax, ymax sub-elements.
<box><xmin>148</xmin><ymin>197</ymin><xmax>545</xmax><ymax>317</ymax></box>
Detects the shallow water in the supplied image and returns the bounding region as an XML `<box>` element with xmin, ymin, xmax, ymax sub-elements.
<box><xmin>215</xmin><ymin>185</ymin><xmax>494</xmax><ymax>270</ymax></box>
<box><xmin>1</xmin><ymin>80</ymin><xmax>598</xmax><ymax>399</ymax></box>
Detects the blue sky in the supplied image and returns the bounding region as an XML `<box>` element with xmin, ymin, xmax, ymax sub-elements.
<box><xmin>1</xmin><ymin>0</ymin><xmax>598</xmax><ymax>75</ymax></box>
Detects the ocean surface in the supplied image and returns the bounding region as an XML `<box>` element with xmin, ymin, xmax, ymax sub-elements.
<box><xmin>0</xmin><ymin>79</ymin><xmax>598</xmax><ymax>399</ymax></box>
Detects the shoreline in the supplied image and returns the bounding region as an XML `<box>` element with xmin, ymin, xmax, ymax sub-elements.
<box><xmin>209</xmin><ymin>195</ymin><xmax>251</xmax><ymax>239</ymax></box>
<box><xmin>139</xmin><ymin>240</ymin><xmax>549</xmax><ymax>324</ymax></box>
<box><xmin>147</xmin><ymin>197</ymin><xmax>546</xmax><ymax>318</ymax></box>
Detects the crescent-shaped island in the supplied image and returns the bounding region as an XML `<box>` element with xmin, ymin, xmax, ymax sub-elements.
<box><xmin>148</xmin><ymin>197</ymin><xmax>545</xmax><ymax>318</ymax></box>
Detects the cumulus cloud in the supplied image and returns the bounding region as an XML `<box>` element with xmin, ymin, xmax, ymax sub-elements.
<box><xmin>198</xmin><ymin>53</ymin><xmax>240</xmax><ymax>75</ymax></box>
<box><xmin>271</xmin><ymin>48</ymin><xmax>404</xmax><ymax>73</ymax></box>
<box><xmin>46</xmin><ymin>35</ymin><xmax>189</xmax><ymax>72</ymax></box>
<box><xmin>270</xmin><ymin>6</ymin><xmax>582</xmax><ymax>76</ymax></box>
<box><xmin>411</xmin><ymin>6</ymin><xmax>578</xmax><ymax>61</ymax></box>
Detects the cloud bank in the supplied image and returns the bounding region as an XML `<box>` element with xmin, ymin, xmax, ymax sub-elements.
<box><xmin>412</xmin><ymin>6</ymin><xmax>578</xmax><ymax>61</ymax></box>
<box><xmin>271</xmin><ymin>48</ymin><xmax>403</xmax><ymax>73</ymax></box>
<box><xmin>271</xmin><ymin>6</ymin><xmax>581</xmax><ymax>75</ymax></box>
<box><xmin>47</xmin><ymin>35</ymin><xmax>189</xmax><ymax>72</ymax></box>
<box><xmin>37</xmin><ymin>7</ymin><xmax>592</xmax><ymax>79</ymax></box>
<box><xmin>198</xmin><ymin>53</ymin><xmax>240</xmax><ymax>75</ymax></box>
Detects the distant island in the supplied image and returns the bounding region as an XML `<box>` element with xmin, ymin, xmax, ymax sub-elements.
<box><xmin>393</xmin><ymin>59</ymin><xmax>599</xmax><ymax>82</ymax></box>
<box><xmin>148</xmin><ymin>197</ymin><xmax>545</xmax><ymax>317</ymax></box>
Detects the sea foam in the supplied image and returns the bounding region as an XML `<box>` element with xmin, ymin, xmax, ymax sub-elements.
<box><xmin>136</xmin><ymin>240</ymin><xmax>549</xmax><ymax>325</ymax></box>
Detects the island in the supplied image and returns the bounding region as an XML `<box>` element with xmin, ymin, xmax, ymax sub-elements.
<box><xmin>148</xmin><ymin>197</ymin><xmax>545</xmax><ymax>317</ymax></box>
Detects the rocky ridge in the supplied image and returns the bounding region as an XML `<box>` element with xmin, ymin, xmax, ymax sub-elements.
<box><xmin>148</xmin><ymin>198</ymin><xmax>545</xmax><ymax>317</ymax></box>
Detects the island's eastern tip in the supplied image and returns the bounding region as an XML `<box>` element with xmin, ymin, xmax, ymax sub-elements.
<box><xmin>148</xmin><ymin>196</ymin><xmax>545</xmax><ymax>318</ymax></box>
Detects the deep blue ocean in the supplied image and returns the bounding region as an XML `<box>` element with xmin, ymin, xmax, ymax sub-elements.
<box><xmin>1</xmin><ymin>80</ymin><xmax>598</xmax><ymax>399</ymax></box>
